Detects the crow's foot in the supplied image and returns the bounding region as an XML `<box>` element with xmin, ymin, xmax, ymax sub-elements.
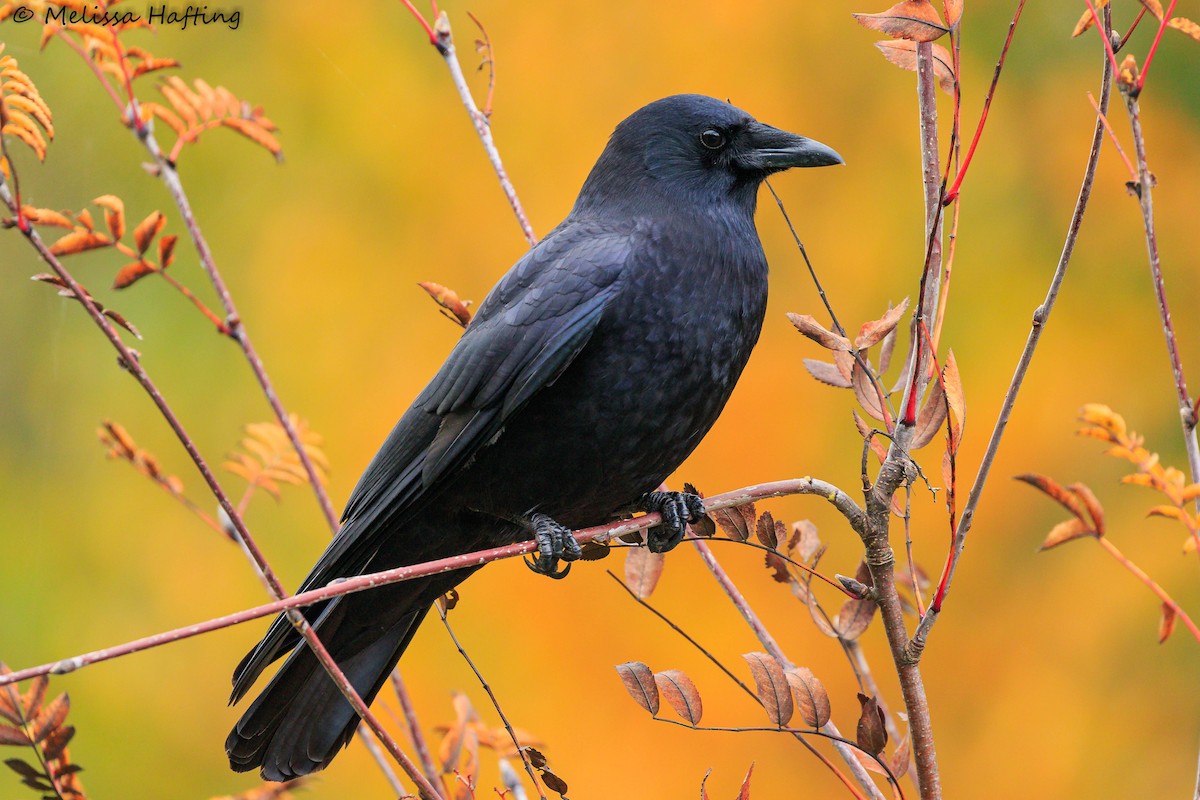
<box><xmin>524</xmin><ymin>513</ymin><xmax>582</xmax><ymax>580</ymax></box>
<box><xmin>639</xmin><ymin>490</ymin><xmax>707</xmax><ymax>553</ymax></box>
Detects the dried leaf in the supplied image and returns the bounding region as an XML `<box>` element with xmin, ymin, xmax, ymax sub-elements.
<box><xmin>853</xmin><ymin>410</ymin><xmax>890</xmax><ymax>464</ymax></box>
<box><xmin>1139</xmin><ymin>0</ymin><xmax>1164</xmax><ymax>21</ymax></box>
<box><xmin>874</xmin><ymin>40</ymin><xmax>956</xmax><ymax>94</ymax></box>
<box><xmin>855</xmin><ymin>693</ymin><xmax>888</xmax><ymax>756</ymax></box>
<box><xmin>736</xmin><ymin>762</ymin><xmax>755</xmax><ymax>800</ymax></box>
<box><xmin>30</xmin><ymin>693</ymin><xmax>68</xmax><ymax>743</ymax></box>
<box><xmin>48</xmin><ymin>229</ymin><xmax>111</xmax><ymax>256</ymax></box>
<box><xmin>222</xmin><ymin>117</ymin><xmax>284</xmax><ymax>161</ymax></box>
<box><xmin>132</xmin><ymin>210</ymin><xmax>166</xmax><ymax>255</ymax></box>
<box><xmin>93</xmin><ymin>194</ymin><xmax>125</xmax><ymax>240</ymax></box>
<box><xmin>540</xmin><ymin>767</ymin><xmax>568</xmax><ymax>795</ymax></box>
<box><xmin>712</xmin><ymin>502</ymin><xmax>755</xmax><ymax>542</ymax></box>
<box><xmin>804</xmin><ymin>358</ymin><xmax>852</xmax><ymax>388</ymax></box>
<box><xmin>40</xmin><ymin>724</ymin><xmax>74</xmax><ymax>762</ymax></box>
<box><xmin>1014</xmin><ymin>474</ymin><xmax>1088</xmax><ymax>521</ymax></box>
<box><xmin>1159</xmin><ymin>603</ymin><xmax>1178</xmax><ymax>643</ymax></box>
<box><xmin>765</xmin><ymin>550</ymin><xmax>792</xmax><ymax>583</ymax></box>
<box><xmin>1071</xmin><ymin>0</ymin><xmax>1109</xmax><ymax>37</ymax></box>
<box><xmin>1067</xmin><ymin>482</ymin><xmax>1105</xmax><ymax>535</ymax></box>
<box><xmin>854</xmin><ymin>0</ymin><xmax>949</xmax><ymax>42</ymax></box>
<box><xmin>0</xmin><ymin>725</ymin><xmax>30</xmax><ymax>746</ymax></box>
<box><xmin>911</xmin><ymin>371</ymin><xmax>948</xmax><ymax>450</ymax></box>
<box><xmin>1168</xmin><ymin>16</ymin><xmax>1200</xmax><ymax>42</ymax></box>
<box><xmin>890</xmin><ymin>736</ymin><xmax>912</xmax><ymax>779</ymax></box>
<box><xmin>624</xmin><ymin>546</ymin><xmax>664</xmax><ymax>599</ymax></box>
<box><xmin>755</xmin><ymin>510</ymin><xmax>782</xmax><ymax>550</ymax></box>
<box><xmin>792</xmin><ymin>520</ymin><xmax>822</xmax><ymax>563</ymax></box>
<box><xmin>835</xmin><ymin>594</ymin><xmax>878</xmax><ymax>640</ymax></box>
<box><xmin>1039</xmin><ymin>518</ymin><xmax>1096</xmax><ymax>551</ymax></box>
<box><xmin>22</xmin><ymin>206</ymin><xmax>74</xmax><ymax>229</ymax></box>
<box><xmin>158</xmin><ymin>234</ymin><xmax>178</xmax><ymax>268</ymax></box>
<box><xmin>787</xmin><ymin>312</ymin><xmax>852</xmax><ymax>351</ymax></box>
<box><xmin>852</xmin><ymin>359</ymin><xmax>886</xmax><ymax>422</ymax></box>
<box><xmin>785</xmin><ymin>667</ymin><xmax>831</xmax><ymax>728</ymax></box>
<box><xmin>113</xmin><ymin>259</ymin><xmax>158</xmax><ymax>290</ymax></box>
<box><xmin>742</xmin><ymin>652</ymin><xmax>793</xmax><ymax>726</ymax></box>
<box><xmin>654</xmin><ymin>670</ymin><xmax>702</xmax><ymax>725</ymax></box>
<box><xmin>855</xmin><ymin>297</ymin><xmax>909</xmax><ymax>349</ymax></box>
<box><xmin>942</xmin><ymin>0</ymin><xmax>962</xmax><ymax>28</ymax></box>
<box><xmin>943</xmin><ymin>350</ymin><xmax>966</xmax><ymax>449</ymax></box>
<box><xmin>614</xmin><ymin>662</ymin><xmax>659</xmax><ymax>716</ymax></box>
<box><xmin>682</xmin><ymin>482</ymin><xmax>717</xmax><ymax>538</ymax></box>
<box><xmin>418</xmin><ymin>281</ymin><xmax>473</xmax><ymax>328</ymax></box>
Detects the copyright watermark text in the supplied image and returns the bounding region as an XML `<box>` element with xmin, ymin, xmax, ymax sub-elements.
<box><xmin>10</xmin><ymin>4</ymin><xmax>242</xmax><ymax>31</ymax></box>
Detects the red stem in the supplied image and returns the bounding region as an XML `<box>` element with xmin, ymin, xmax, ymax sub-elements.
<box><xmin>1136</xmin><ymin>0</ymin><xmax>1180</xmax><ymax>95</ymax></box>
<box><xmin>942</xmin><ymin>0</ymin><xmax>1028</xmax><ymax>206</ymax></box>
<box><xmin>1082</xmin><ymin>0</ymin><xmax>1121</xmax><ymax>78</ymax></box>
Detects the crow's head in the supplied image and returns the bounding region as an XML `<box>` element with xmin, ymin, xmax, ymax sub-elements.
<box><xmin>578</xmin><ymin>94</ymin><xmax>842</xmax><ymax>213</ymax></box>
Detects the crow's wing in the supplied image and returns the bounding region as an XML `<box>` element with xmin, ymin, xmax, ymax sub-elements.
<box><xmin>232</xmin><ymin>222</ymin><xmax>633</xmax><ymax>690</ymax></box>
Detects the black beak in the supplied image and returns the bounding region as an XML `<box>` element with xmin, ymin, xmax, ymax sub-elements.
<box><xmin>741</xmin><ymin>121</ymin><xmax>844</xmax><ymax>171</ymax></box>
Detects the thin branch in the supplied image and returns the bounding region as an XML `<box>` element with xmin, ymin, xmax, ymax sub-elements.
<box><xmin>390</xmin><ymin>669</ymin><xmax>443</xmax><ymax>792</ymax></box>
<box><xmin>1095</xmin><ymin>537</ymin><xmax>1200</xmax><ymax>643</ymax></box>
<box><xmin>1086</xmin><ymin>91</ymin><xmax>1136</xmax><ymax>181</ymax></box>
<box><xmin>399</xmin><ymin>4</ymin><xmax>537</xmax><ymax>246</ymax></box>
<box><xmin>1135</xmin><ymin>0</ymin><xmax>1180</xmax><ymax>95</ymax></box>
<box><xmin>437</xmin><ymin>605</ymin><xmax>546</xmax><ymax>800</ymax></box>
<box><xmin>1124</xmin><ymin>93</ymin><xmax>1200</xmax><ymax>491</ymax></box>
<box><xmin>913</xmin><ymin>19</ymin><xmax>1115</xmax><ymax>650</ymax></box>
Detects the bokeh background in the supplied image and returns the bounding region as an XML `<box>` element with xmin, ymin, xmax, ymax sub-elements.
<box><xmin>2</xmin><ymin>2</ymin><xmax>1199</xmax><ymax>797</ymax></box>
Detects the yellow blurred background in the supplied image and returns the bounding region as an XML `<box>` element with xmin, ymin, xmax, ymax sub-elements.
<box><xmin>2</xmin><ymin>1</ymin><xmax>1199</xmax><ymax>797</ymax></box>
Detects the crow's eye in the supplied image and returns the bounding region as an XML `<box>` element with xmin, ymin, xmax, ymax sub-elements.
<box><xmin>699</xmin><ymin>129</ymin><xmax>726</xmax><ymax>150</ymax></box>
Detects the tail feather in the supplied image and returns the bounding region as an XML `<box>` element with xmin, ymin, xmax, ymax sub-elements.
<box><xmin>226</xmin><ymin>571</ymin><xmax>471</xmax><ymax>780</ymax></box>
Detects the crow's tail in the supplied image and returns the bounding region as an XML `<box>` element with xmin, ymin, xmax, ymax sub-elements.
<box><xmin>225</xmin><ymin>570</ymin><xmax>472</xmax><ymax>780</ymax></box>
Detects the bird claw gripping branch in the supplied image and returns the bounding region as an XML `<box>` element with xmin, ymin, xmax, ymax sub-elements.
<box><xmin>639</xmin><ymin>490</ymin><xmax>707</xmax><ymax>553</ymax></box>
<box><xmin>524</xmin><ymin>512</ymin><xmax>582</xmax><ymax>579</ymax></box>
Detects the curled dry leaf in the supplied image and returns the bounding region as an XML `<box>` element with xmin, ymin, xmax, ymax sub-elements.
<box><xmin>615</xmin><ymin>661</ymin><xmax>659</xmax><ymax>716</ymax></box>
<box><xmin>1014</xmin><ymin>474</ymin><xmax>1089</xmax><ymax>522</ymax></box>
<box><xmin>943</xmin><ymin>350</ymin><xmax>966</xmax><ymax>449</ymax></box>
<box><xmin>623</xmin><ymin>545</ymin><xmax>665</xmax><ymax>599</ymax></box>
<box><xmin>682</xmin><ymin>482</ymin><xmax>717</xmax><ymax>538</ymax></box>
<box><xmin>942</xmin><ymin>0</ymin><xmax>962</xmax><ymax>28</ymax></box>
<box><xmin>854</xmin><ymin>0</ymin><xmax>949</xmax><ymax>42</ymax></box>
<box><xmin>48</xmin><ymin>229</ymin><xmax>111</xmax><ymax>256</ymax></box>
<box><xmin>851</xmin><ymin>359</ymin><xmax>886</xmax><ymax>422</ymax></box>
<box><xmin>132</xmin><ymin>210</ymin><xmax>166</xmax><ymax>255</ymax></box>
<box><xmin>855</xmin><ymin>297</ymin><xmax>909</xmax><ymax>350</ymax></box>
<box><xmin>113</xmin><ymin>260</ymin><xmax>158</xmax><ymax>290</ymax></box>
<box><xmin>754</xmin><ymin>510</ymin><xmax>784</xmax><ymax>550</ymax></box>
<box><xmin>654</xmin><ymin>669</ymin><xmax>703</xmax><ymax>725</ymax></box>
<box><xmin>853</xmin><ymin>410</ymin><xmax>890</xmax><ymax>464</ymax></box>
<box><xmin>911</xmin><ymin>370</ymin><xmax>948</xmax><ymax>450</ymax></box>
<box><xmin>856</xmin><ymin>693</ymin><xmax>888</xmax><ymax>756</ymax></box>
<box><xmin>1071</xmin><ymin>0</ymin><xmax>1110</xmax><ymax>37</ymax></box>
<box><xmin>786</xmin><ymin>667</ymin><xmax>832</xmax><ymax>728</ymax></box>
<box><xmin>874</xmin><ymin>40</ymin><xmax>956</xmax><ymax>95</ymax></box>
<box><xmin>1159</xmin><ymin>602</ymin><xmax>1178</xmax><ymax>644</ymax></box>
<box><xmin>1067</xmin><ymin>482</ymin><xmax>1105</xmax><ymax>535</ymax></box>
<box><xmin>835</xmin><ymin>594</ymin><xmax>878</xmax><ymax>640</ymax></box>
<box><xmin>890</xmin><ymin>736</ymin><xmax>912</xmax><ymax>779</ymax></box>
<box><xmin>742</xmin><ymin>652</ymin><xmax>793</xmax><ymax>727</ymax></box>
<box><xmin>92</xmin><ymin>194</ymin><xmax>125</xmax><ymax>240</ymax></box>
<box><xmin>1039</xmin><ymin>518</ymin><xmax>1097</xmax><ymax>551</ymax></box>
<box><xmin>792</xmin><ymin>519</ymin><xmax>822</xmax><ymax>563</ymax></box>
<box><xmin>787</xmin><ymin>312</ymin><xmax>852</xmax><ymax>351</ymax></box>
<box><xmin>418</xmin><ymin>281</ymin><xmax>474</xmax><ymax>328</ymax></box>
<box><xmin>736</xmin><ymin>762</ymin><xmax>755</xmax><ymax>800</ymax></box>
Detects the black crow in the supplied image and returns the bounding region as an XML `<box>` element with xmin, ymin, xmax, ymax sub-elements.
<box><xmin>227</xmin><ymin>93</ymin><xmax>841</xmax><ymax>779</ymax></box>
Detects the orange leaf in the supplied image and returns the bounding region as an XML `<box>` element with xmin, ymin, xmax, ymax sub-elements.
<box><xmin>1072</xmin><ymin>0</ymin><xmax>1110</xmax><ymax>37</ymax></box>
<box><xmin>742</xmin><ymin>652</ymin><xmax>793</xmax><ymax>726</ymax></box>
<box><xmin>854</xmin><ymin>0</ymin><xmax>949</xmax><ymax>42</ymax></box>
<box><xmin>943</xmin><ymin>350</ymin><xmax>965</xmax><ymax>448</ymax></box>
<box><xmin>856</xmin><ymin>297</ymin><xmax>910</xmax><ymax>349</ymax></box>
<box><xmin>418</xmin><ymin>281</ymin><xmax>473</xmax><ymax>328</ymax></box>
<box><xmin>615</xmin><ymin>662</ymin><xmax>659</xmax><ymax>716</ymax></box>
<box><xmin>29</xmin><ymin>692</ymin><xmax>68</xmax><ymax>743</ymax></box>
<box><xmin>132</xmin><ymin>210</ymin><xmax>166</xmax><ymax>255</ymax></box>
<box><xmin>942</xmin><ymin>0</ymin><xmax>962</xmax><ymax>28</ymax></box>
<box><xmin>1067</xmin><ymin>482</ymin><xmax>1105</xmax><ymax>535</ymax></box>
<box><xmin>787</xmin><ymin>312</ymin><xmax>851</xmax><ymax>351</ymax></box>
<box><xmin>1014</xmin><ymin>473</ymin><xmax>1088</xmax><ymax>521</ymax></box>
<box><xmin>1168</xmin><ymin>16</ymin><xmax>1200</xmax><ymax>42</ymax></box>
<box><xmin>911</xmin><ymin>371</ymin><xmax>947</xmax><ymax>450</ymax></box>
<box><xmin>1039</xmin><ymin>518</ymin><xmax>1096</xmax><ymax>551</ymax></box>
<box><xmin>22</xmin><ymin>206</ymin><xmax>73</xmax><ymax>229</ymax></box>
<box><xmin>874</xmin><ymin>40</ymin><xmax>956</xmax><ymax>94</ymax></box>
<box><xmin>48</xmin><ymin>229</ymin><xmax>111</xmax><ymax>256</ymax></box>
<box><xmin>223</xmin><ymin>117</ymin><xmax>284</xmax><ymax>161</ymax></box>
<box><xmin>624</xmin><ymin>545</ymin><xmax>664</xmax><ymax>599</ymax></box>
<box><xmin>835</xmin><ymin>594</ymin><xmax>878</xmax><ymax>640</ymax></box>
<box><xmin>736</xmin><ymin>762</ymin><xmax>755</xmax><ymax>800</ymax></box>
<box><xmin>113</xmin><ymin>259</ymin><xmax>158</xmax><ymax>290</ymax></box>
<box><xmin>654</xmin><ymin>670</ymin><xmax>702</xmax><ymax>725</ymax></box>
<box><xmin>1159</xmin><ymin>602</ymin><xmax>1178</xmax><ymax>643</ymax></box>
<box><xmin>158</xmin><ymin>233</ymin><xmax>178</xmax><ymax>268</ymax></box>
<box><xmin>93</xmin><ymin>194</ymin><xmax>125</xmax><ymax>240</ymax></box>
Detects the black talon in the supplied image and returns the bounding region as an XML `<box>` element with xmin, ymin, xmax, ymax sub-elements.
<box><xmin>640</xmin><ymin>490</ymin><xmax>707</xmax><ymax>553</ymax></box>
<box><xmin>524</xmin><ymin>512</ymin><xmax>580</xmax><ymax>580</ymax></box>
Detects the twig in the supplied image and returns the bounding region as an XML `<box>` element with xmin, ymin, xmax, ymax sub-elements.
<box><xmin>391</xmin><ymin>669</ymin><xmax>443</xmax><ymax>791</ymax></box>
<box><xmin>912</xmin><ymin>17</ymin><xmax>1115</xmax><ymax>652</ymax></box>
<box><xmin>1124</xmin><ymin>93</ymin><xmax>1200</xmax><ymax>492</ymax></box>
<box><xmin>1086</xmin><ymin>91</ymin><xmax>1136</xmax><ymax>181</ymax></box>
<box><xmin>437</xmin><ymin>605</ymin><xmax>546</xmax><ymax>800</ymax></box>
<box><xmin>1135</xmin><ymin>0</ymin><xmax>1180</xmax><ymax>95</ymax></box>
<box><xmin>1095</xmin><ymin>537</ymin><xmax>1200</xmax><ymax>643</ymax></box>
<box><xmin>398</xmin><ymin>3</ymin><xmax>537</xmax><ymax>247</ymax></box>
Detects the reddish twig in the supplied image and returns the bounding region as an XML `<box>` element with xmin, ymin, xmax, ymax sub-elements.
<box><xmin>1082</xmin><ymin>0</ymin><xmax>1121</xmax><ymax>78</ymax></box>
<box><xmin>390</xmin><ymin>670</ymin><xmax>443</xmax><ymax>792</ymax></box>
<box><xmin>1136</xmin><ymin>0</ymin><xmax>1179</xmax><ymax>95</ymax></box>
<box><xmin>1095</xmin><ymin>537</ymin><xmax>1200</xmax><ymax>643</ymax></box>
<box><xmin>1087</xmin><ymin>91</ymin><xmax>1136</xmax><ymax>180</ymax></box>
<box><xmin>942</xmin><ymin>0</ymin><xmax>1029</xmax><ymax>206</ymax></box>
